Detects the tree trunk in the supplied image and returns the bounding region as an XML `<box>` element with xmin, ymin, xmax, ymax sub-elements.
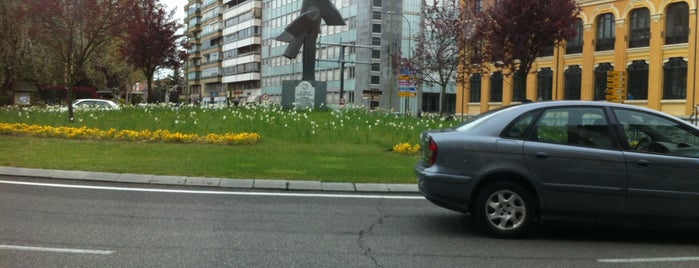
<box><xmin>439</xmin><ymin>84</ymin><xmax>448</xmax><ymax>115</ymax></box>
<box><xmin>146</xmin><ymin>73</ymin><xmax>154</xmax><ymax>103</ymax></box>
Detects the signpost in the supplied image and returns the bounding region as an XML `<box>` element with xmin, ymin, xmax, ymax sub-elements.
<box><xmin>606</xmin><ymin>71</ymin><xmax>626</xmax><ymax>103</ymax></box>
<box><xmin>398</xmin><ymin>68</ymin><xmax>416</xmax><ymax>113</ymax></box>
<box><xmin>398</xmin><ymin>70</ymin><xmax>416</xmax><ymax>97</ymax></box>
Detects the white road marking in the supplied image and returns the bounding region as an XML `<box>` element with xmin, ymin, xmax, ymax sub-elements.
<box><xmin>598</xmin><ymin>257</ymin><xmax>699</xmax><ymax>263</ymax></box>
<box><xmin>0</xmin><ymin>180</ymin><xmax>424</xmax><ymax>200</ymax></box>
<box><xmin>0</xmin><ymin>245</ymin><xmax>114</xmax><ymax>255</ymax></box>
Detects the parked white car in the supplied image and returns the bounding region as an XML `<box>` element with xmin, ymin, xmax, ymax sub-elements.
<box><xmin>63</xmin><ymin>99</ymin><xmax>120</xmax><ymax>111</ymax></box>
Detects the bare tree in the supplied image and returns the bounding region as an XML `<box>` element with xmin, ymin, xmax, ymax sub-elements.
<box><xmin>403</xmin><ymin>0</ymin><xmax>468</xmax><ymax>114</ymax></box>
<box><xmin>27</xmin><ymin>0</ymin><xmax>133</xmax><ymax>120</ymax></box>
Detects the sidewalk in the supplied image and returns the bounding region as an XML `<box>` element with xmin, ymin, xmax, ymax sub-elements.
<box><xmin>0</xmin><ymin>166</ymin><xmax>419</xmax><ymax>194</ymax></box>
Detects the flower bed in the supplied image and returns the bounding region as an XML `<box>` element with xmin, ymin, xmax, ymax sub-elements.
<box><xmin>0</xmin><ymin>123</ymin><xmax>260</xmax><ymax>145</ymax></box>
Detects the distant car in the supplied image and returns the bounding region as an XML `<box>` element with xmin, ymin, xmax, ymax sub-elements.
<box><xmin>415</xmin><ymin>101</ymin><xmax>699</xmax><ymax>238</ymax></box>
<box><xmin>69</xmin><ymin>99</ymin><xmax>120</xmax><ymax>110</ymax></box>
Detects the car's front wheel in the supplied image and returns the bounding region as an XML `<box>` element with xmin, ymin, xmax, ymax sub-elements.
<box><xmin>474</xmin><ymin>181</ymin><xmax>535</xmax><ymax>238</ymax></box>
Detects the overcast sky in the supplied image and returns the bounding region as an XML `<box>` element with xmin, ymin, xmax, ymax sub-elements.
<box><xmin>163</xmin><ymin>0</ymin><xmax>188</xmax><ymax>23</ymax></box>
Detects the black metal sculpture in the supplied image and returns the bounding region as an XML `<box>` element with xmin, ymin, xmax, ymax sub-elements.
<box><xmin>276</xmin><ymin>0</ymin><xmax>345</xmax><ymax>81</ymax></box>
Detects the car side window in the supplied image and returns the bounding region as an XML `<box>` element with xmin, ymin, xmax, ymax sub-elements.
<box><xmin>532</xmin><ymin>107</ymin><xmax>615</xmax><ymax>149</ymax></box>
<box><xmin>502</xmin><ymin>111</ymin><xmax>537</xmax><ymax>140</ymax></box>
<box><xmin>613</xmin><ymin>108</ymin><xmax>699</xmax><ymax>157</ymax></box>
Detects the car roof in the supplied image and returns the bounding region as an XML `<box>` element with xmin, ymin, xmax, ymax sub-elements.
<box><xmin>501</xmin><ymin>100</ymin><xmax>663</xmax><ymax>115</ymax></box>
<box><xmin>453</xmin><ymin>101</ymin><xmax>692</xmax><ymax>135</ymax></box>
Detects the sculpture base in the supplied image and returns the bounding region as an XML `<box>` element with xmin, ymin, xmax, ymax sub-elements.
<box><xmin>281</xmin><ymin>80</ymin><xmax>327</xmax><ymax>110</ymax></box>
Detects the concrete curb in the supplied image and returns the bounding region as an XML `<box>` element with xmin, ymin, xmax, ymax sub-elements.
<box><xmin>0</xmin><ymin>166</ymin><xmax>419</xmax><ymax>194</ymax></box>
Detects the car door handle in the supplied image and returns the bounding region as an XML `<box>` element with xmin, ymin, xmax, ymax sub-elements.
<box><xmin>534</xmin><ymin>152</ymin><xmax>550</xmax><ymax>159</ymax></box>
<box><xmin>634</xmin><ymin>159</ymin><xmax>651</xmax><ymax>166</ymax></box>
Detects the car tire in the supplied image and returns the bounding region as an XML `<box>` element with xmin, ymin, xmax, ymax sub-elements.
<box><xmin>474</xmin><ymin>181</ymin><xmax>535</xmax><ymax>239</ymax></box>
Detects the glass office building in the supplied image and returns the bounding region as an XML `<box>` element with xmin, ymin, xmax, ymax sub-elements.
<box><xmin>261</xmin><ymin>0</ymin><xmax>427</xmax><ymax>112</ymax></box>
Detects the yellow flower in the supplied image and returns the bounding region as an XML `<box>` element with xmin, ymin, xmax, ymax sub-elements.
<box><xmin>392</xmin><ymin>142</ymin><xmax>421</xmax><ymax>154</ymax></box>
<box><xmin>0</xmin><ymin>123</ymin><xmax>260</xmax><ymax>146</ymax></box>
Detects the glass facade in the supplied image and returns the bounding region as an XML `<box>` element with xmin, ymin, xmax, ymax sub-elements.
<box><xmin>260</xmin><ymin>0</ymin><xmax>426</xmax><ymax>112</ymax></box>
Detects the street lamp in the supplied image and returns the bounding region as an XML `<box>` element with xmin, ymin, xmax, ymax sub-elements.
<box><xmin>387</xmin><ymin>11</ymin><xmax>412</xmax><ymax>59</ymax></box>
<box><xmin>388</xmin><ymin>11</ymin><xmax>413</xmax><ymax>114</ymax></box>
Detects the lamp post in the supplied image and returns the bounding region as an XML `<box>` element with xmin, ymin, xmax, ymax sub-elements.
<box><xmin>388</xmin><ymin>11</ymin><xmax>412</xmax><ymax>59</ymax></box>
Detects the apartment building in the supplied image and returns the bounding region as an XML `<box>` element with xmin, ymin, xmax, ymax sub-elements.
<box><xmin>184</xmin><ymin>0</ymin><xmax>262</xmax><ymax>105</ymax></box>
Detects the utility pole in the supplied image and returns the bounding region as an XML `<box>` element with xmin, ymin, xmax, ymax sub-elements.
<box><xmin>317</xmin><ymin>41</ymin><xmax>372</xmax><ymax>104</ymax></box>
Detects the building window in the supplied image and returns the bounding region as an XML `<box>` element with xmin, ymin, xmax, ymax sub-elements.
<box><xmin>596</xmin><ymin>13</ymin><xmax>615</xmax><ymax>51</ymax></box>
<box><xmin>491</xmin><ymin>43</ymin><xmax>504</xmax><ymax>62</ymax></box>
<box><xmin>666</xmin><ymin>2</ymin><xmax>689</xmax><ymax>45</ymax></box>
<box><xmin>627</xmin><ymin>60</ymin><xmax>648</xmax><ymax>100</ymax></box>
<box><xmin>371</xmin><ymin>75</ymin><xmax>380</xmax><ymax>85</ymax></box>
<box><xmin>663</xmin><ymin>57</ymin><xmax>687</xmax><ymax>99</ymax></box>
<box><xmin>629</xmin><ymin>8</ymin><xmax>650</xmax><ymax>48</ymax></box>
<box><xmin>470</xmin><ymin>41</ymin><xmax>485</xmax><ymax>63</ymax></box>
<box><xmin>372</xmin><ymin>24</ymin><xmax>381</xmax><ymax>33</ymax></box>
<box><xmin>469</xmin><ymin>73</ymin><xmax>481</xmax><ymax>103</ymax></box>
<box><xmin>373</xmin><ymin>0</ymin><xmax>381</xmax><ymax>7</ymax></box>
<box><xmin>421</xmin><ymin>93</ymin><xmax>438</xmax><ymax>113</ymax></box>
<box><xmin>567</xmin><ymin>19</ymin><xmax>583</xmax><ymax>54</ymax></box>
<box><xmin>372</xmin><ymin>37</ymin><xmax>381</xmax><ymax>46</ymax></box>
<box><xmin>372</xmin><ymin>49</ymin><xmax>381</xmax><ymax>59</ymax></box>
<box><xmin>564</xmin><ymin>65</ymin><xmax>582</xmax><ymax>100</ymax></box>
<box><xmin>537</xmin><ymin>68</ymin><xmax>553</xmax><ymax>101</ymax></box>
<box><xmin>490</xmin><ymin>71</ymin><xmax>503</xmax><ymax>102</ymax></box>
<box><xmin>594</xmin><ymin>63</ymin><xmax>613</xmax><ymax>100</ymax></box>
<box><xmin>540</xmin><ymin>44</ymin><xmax>554</xmax><ymax>57</ymax></box>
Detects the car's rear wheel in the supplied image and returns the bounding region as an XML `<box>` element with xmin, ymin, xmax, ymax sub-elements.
<box><xmin>474</xmin><ymin>181</ymin><xmax>535</xmax><ymax>238</ymax></box>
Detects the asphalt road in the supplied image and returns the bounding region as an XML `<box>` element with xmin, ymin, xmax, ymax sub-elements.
<box><xmin>2</xmin><ymin>176</ymin><xmax>699</xmax><ymax>268</ymax></box>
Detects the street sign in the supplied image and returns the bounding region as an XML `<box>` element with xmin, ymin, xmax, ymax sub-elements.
<box><xmin>398</xmin><ymin>80</ymin><xmax>414</xmax><ymax>87</ymax></box>
<box><xmin>605</xmin><ymin>89</ymin><xmax>623</xmax><ymax>95</ymax></box>
<box><xmin>606</xmin><ymin>95</ymin><xmax>625</xmax><ymax>102</ymax></box>
<box><xmin>398</xmin><ymin>87</ymin><xmax>416</xmax><ymax>97</ymax></box>
<box><xmin>606</xmin><ymin>81</ymin><xmax>624</xmax><ymax>88</ymax></box>
<box><xmin>606</xmin><ymin>71</ymin><xmax>626</xmax><ymax>103</ymax></box>
<box><xmin>398</xmin><ymin>75</ymin><xmax>412</xmax><ymax>81</ymax></box>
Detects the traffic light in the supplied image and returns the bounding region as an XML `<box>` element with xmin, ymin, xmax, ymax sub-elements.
<box><xmin>606</xmin><ymin>71</ymin><xmax>626</xmax><ymax>103</ymax></box>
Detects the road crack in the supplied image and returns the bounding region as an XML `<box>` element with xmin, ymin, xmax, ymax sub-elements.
<box><xmin>358</xmin><ymin>208</ymin><xmax>390</xmax><ymax>267</ymax></box>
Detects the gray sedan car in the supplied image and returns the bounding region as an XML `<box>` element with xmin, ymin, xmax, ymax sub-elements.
<box><xmin>415</xmin><ymin>101</ymin><xmax>699</xmax><ymax>238</ymax></box>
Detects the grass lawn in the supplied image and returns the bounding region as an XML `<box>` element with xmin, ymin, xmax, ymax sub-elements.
<box><xmin>0</xmin><ymin>104</ymin><xmax>459</xmax><ymax>183</ymax></box>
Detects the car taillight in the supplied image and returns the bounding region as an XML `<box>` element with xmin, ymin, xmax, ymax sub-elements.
<box><xmin>426</xmin><ymin>138</ymin><xmax>438</xmax><ymax>167</ymax></box>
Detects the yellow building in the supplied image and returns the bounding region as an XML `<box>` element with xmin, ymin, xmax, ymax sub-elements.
<box><xmin>457</xmin><ymin>0</ymin><xmax>699</xmax><ymax>117</ymax></box>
